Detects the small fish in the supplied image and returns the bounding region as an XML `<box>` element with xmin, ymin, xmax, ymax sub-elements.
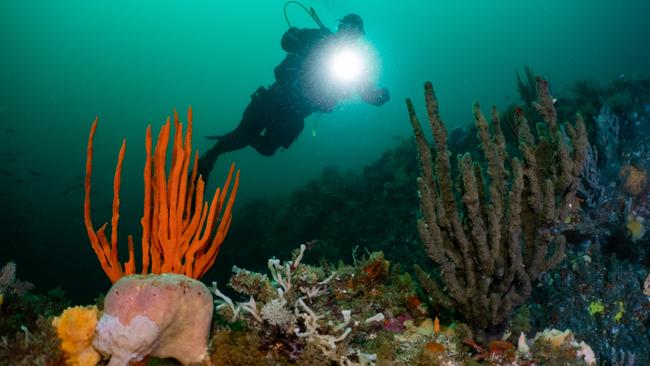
<box><xmin>0</xmin><ymin>170</ymin><xmax>12</xmax><ymax>176</ymax></box>
<box><xmin>28</xmin><ymin>170</ymin><xmax>43</xmax><ymax>176</ymax></box>
<box><xmin>12</xmin><ymin>178</ymin><xmax>24</xmax><ymax>184</ymax></box>
<box><xmin>1</xmin><ymin>156</ymin><xmax>17</xmax><ymax>162</ymax></box>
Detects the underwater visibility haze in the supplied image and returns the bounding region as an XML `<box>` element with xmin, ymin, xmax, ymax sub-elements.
<box><xmin>1</xmin><ymin>1</ymin><xmax>650</xmax><ymax>365</ymax></box>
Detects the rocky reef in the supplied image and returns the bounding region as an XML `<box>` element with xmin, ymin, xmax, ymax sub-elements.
<box><xmin>2</xmin><ymin>73</ymin><xmax>649</xmax><ymax>365</ymax></box>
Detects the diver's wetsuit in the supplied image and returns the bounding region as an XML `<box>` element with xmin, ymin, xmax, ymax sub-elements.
<box><xmin>197</xmin><ymin>26</ymin><xmax>389</xmax><ymax>182</ymax></box>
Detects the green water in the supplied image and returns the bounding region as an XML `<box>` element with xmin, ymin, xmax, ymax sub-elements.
<box><xmin>0</xmin><ymin>0</ymin><xmax>648</xmax><ymax>301</ymax></box>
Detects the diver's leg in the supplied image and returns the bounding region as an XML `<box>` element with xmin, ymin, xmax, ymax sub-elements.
<box><xmin>248</xmin><ymin>116</ymin><xmax>306</xmax><ymax>157</ymax></box>
<box><xmin>249</xmin><ymin>135</ymin><xmax>281</xmax><ymax>156</ymax></box>
<box><xmin>197</xmin><ymin>130</ymin><xmax>248</xmax><ymax>181</ymax></box>
<box><xmin>278</xmin><ymin>117</ymin><xmax>305</xmax><ymax>149</ymax></box>
<box><xmin>197</xmin><ymin>86</ymin><xmax>272</xmax><ymax>182</ymax></box>
<box><xmin>250</xmin><ymin>113</ymin><xmax>306</xmax><ymax>157</ymax></box>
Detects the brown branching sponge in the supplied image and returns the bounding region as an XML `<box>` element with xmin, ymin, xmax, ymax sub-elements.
<box><xmin>406</xmin><ymin>77</ymin><xmax>588</xmax><ymax>341</ymax></box>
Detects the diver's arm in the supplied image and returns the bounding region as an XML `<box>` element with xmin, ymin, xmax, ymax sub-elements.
<box><xmin>358</xmin><ymin>83</ymin><xmax>390</xmax><ymax>106</ymax></box>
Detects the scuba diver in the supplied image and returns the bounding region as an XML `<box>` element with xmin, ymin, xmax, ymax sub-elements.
<box><xmin>197</xmin><ymin>5</ymin><xmax>390</xmax><ymax>182</ymax></box>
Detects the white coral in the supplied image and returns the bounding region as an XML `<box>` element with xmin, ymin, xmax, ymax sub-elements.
<box><xmin>261</xmin><ymin>298</ymin><xmax>294</xmax><ymax>327</ymax></box>
<box><xmin>214</xmin><ymin>245</ymin><xmax>376</xmax><ymax>366</ymax></box>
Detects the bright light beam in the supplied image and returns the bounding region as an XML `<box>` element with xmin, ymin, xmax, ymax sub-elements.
<box><xmin>329</xmin><ymin>47</ymin><xmax>365</xmax><ymax>83</ymax></box>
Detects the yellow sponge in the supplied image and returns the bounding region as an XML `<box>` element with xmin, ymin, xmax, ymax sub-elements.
<box><xmin>52</xmin><ymin>305</ymin><xmax>101</xmax><ymax>366</ymax></box>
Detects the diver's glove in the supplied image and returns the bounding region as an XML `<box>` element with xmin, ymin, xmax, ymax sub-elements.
<box><xmin>376</xmin><ymin>87</ymin><xmax>390</xmax><ymax>105</ymax></box>
<box><xmin>361</xmin><ymin>86</ymin><xmax>390</xmax><ymax>106</ymax></box>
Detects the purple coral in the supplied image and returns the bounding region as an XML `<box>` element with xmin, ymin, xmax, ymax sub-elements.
<box><xmin>0</xmin><ymin>262</ymin><xmax>16</xmax><ymax>289</ymax></box>
<box><xmin>383</xmin><ymin>314</ymin><xmax>412</xmax><ymax>333</ymax></box>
